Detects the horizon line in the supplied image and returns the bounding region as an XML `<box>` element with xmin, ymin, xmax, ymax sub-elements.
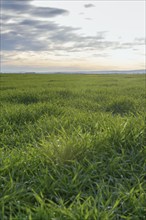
<box><xmin>0</xmin><ymin>69</ymin><xmax>146</xmax><ymax>73</ymax></box>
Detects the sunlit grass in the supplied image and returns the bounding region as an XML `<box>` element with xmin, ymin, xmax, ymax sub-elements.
<box><xmin>0</xmin><ymin>74</ymin><xmax>145</xmax><ymax>219</ymax></box>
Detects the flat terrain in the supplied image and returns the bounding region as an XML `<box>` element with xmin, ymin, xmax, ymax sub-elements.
<box><xmin>0</xmin><ymin>74</ymin><xmax>146</xmax><ymax>219</ymax></box>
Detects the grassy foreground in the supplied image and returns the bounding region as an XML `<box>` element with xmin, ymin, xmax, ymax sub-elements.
<box><xmin>0</xmin><ymin>73</ymin><xmax>146</xmax><ymax>220</ymax></box>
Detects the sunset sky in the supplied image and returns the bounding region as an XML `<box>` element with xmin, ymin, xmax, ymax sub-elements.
<box><xmin>1</xmin><ymin>0</ymin><xmax>145</xmax><ymax>72</ymax></box>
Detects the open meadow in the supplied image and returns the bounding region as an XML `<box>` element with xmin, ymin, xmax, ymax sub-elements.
<box><xmin>0</xmin><ymin>73</ymin><xmax>146</xmax><ymax>219</ymax></box>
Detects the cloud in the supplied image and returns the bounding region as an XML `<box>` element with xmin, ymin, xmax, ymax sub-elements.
<box><xmin>1</xmin><ymin>0</ymin><xmax>69</xmax><ymax>17</ymax></box>
<box><xmin>1</xmin><ymin>0</ymin><xmax>31</xmax><ymax>11</ymax></box>
<box><xmin>85</xmin><ymin>18</ymin><xmax>92</xmax><ymax>20</ymax></box>
<box><xmin>1</xmin><ymin>17</ymin><xmax>112</xmax><ymax>53</ymax></box>
<box><xmin>134</xmin><ymin>37</ymin><xmax>146</xmax><ymax>44</ymax></box>
<box><xmin>1</xmin><ymin>31</ymin><xmax>47</xmax><ymax>51</ymax></box>
<box><xmin>32</xmin><ymin>7</ymin><xmax>69</xmax><ymax>18</ymax></box>
<box><xmin>1</xmin><ymin>18</ymin><xmax>81</xmax><ymax>51</ymax></box>
<box><xmin>84</xmin><ymin>4</ymin><xmax>95</xmax><ymax>8</ymax></box>
<box><xmin>1</xmin><ymin>1</ymin><xmax>145</xmax><ymax>57</ymax></box>
<box><xmin>2</xmin><ymin>14</ymin><xmax>144</xmax><ymax>55</ymax></box>
<box><xmin>113</xmin><ymin>38</ymin><xmax>146</xmax><ymax>50</ymax></box>
<box><xmin>79</xmin><ymin>12</ymin><xmax>84</xmax><ymax>15</ymax></box>
<box><xmin>1</xmin><ymin>16</ymin><xmax>136</xmax><ymax>54</ymax></box>
<box><xmin>1</xmin><ymin>1</ymin><xmax>70</xmax><ymax>51</ymax></box>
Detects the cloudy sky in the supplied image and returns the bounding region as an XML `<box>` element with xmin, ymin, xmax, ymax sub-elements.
<box><xmin>1</xmin><ymin>0</ymin><xmax>145</xmax><ymax>72</ymax></box>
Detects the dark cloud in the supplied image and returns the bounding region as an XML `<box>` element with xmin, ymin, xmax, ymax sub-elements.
<box><xmin>1</xmin><ymin>0</ymin><xmax>69</xmax><ymax>17</ymax></box>
<box><xmin>1</xmin><ymin>0</ymin><xmax>31</xmax><ymax>11</ymax></box>
<box><xmin>1</xmin><ymin>1</ymin><xmax>70</xmax><ymax>51</ymax></box>
<box><xmin>84</xmin><ymin>4</ymin><xmax>95</xmax><ymax>8</ymax></box>
<box><xmin>0</xmin><ymin>16</ymin><xmax>130</xmax><ymax>53</ymax></box>
<box><xmin>19</xmin><ymin>19</ymin><xmax>58</xmax><ymax>32</ymax></box>
<box><xmin>32</xmin><ymin>7</ymin><xmax>69</xmax><ymax>18</ymax></box>
<box><xmin>1</xmin><ymin>31</ymin><xmax>47</xmax><ymax>51</ymax></box>
<box><xmin>1</xmin><ymin>18</ymin><xmax>81</xmax><ymax>51</ymax></box>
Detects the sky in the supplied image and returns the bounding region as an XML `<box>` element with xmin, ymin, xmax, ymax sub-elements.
<box><xmin>1</xmin><ymin>0</ymin><xmax>146</xmax><ymax>72</ymax></box>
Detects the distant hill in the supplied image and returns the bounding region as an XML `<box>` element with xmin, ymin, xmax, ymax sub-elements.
<box><xmin>47</xmin><ymin>69</ymin><xmax>146</xmax><ymax>74</ymax></box>
<box><xmin>1</xmin><ymin>69</ymin><xmax>145</xmax><ymax>74</ymax></box>
<box><xmin>38</xmin><ymin>69</ymin><xmax>146</xmax><ymax>74</ymax></box>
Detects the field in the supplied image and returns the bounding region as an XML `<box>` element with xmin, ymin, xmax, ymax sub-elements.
<box><xmin>0</xmin><ymin>73</ymin><xmax>146</xmax><ymax>220</ymax></box>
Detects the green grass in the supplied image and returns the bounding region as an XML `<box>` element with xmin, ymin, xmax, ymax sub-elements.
<box><xmin>0</xmin><ymin>73</ymin><xmax>146</xmax><ymax>220</ymax></box>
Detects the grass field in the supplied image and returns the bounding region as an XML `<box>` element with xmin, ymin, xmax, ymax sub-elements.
<box><xmin>0</xmin><ymin>73</ymin><xmax>146</xmax><ymax>220</ymax></box>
